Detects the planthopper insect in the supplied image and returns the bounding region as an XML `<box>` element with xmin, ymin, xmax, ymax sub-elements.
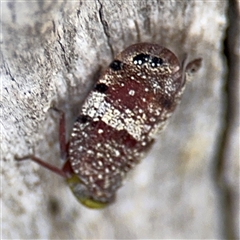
<box><xmin>16</xmin><ymin>43</ymin><xmax>202</xmax><ymax>209</ymax></box>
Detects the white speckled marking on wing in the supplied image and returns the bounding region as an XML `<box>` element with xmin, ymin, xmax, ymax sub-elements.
<box><xmin>81</xmin><ymin>91</ymin><xmax>149</xmax><ymax>141</ymax></box>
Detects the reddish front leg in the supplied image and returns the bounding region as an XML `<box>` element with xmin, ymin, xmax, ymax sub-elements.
<box><xmin>16</xmin><ymin>155</ymin><xmax>67</xmax><ymax>178</ymax></box>
<box><xmin>15</xmin><ymin>108</ymin><xmax>71</xmax><ymax>178</ymax></box>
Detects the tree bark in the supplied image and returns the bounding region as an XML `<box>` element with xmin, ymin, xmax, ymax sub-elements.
<box><xmin>2</xmin><ymin>0</ymin><xmax>238</xmax><ymax>239</ymax></box>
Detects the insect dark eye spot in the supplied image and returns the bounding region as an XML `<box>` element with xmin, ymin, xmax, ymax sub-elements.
<box><xmin>76</xmin><ymin>115</ymin><xmax>90</xmax><ymax>123</ymax></box>
<box><xmin>150</xmin><ymin>57</ymin><xmax>163</xmax><ymax>68</ymax></box>
<box><xmin>133</xmin><ymin>53</ymin><xmax>150</xmax><ymax>66</ymax></box>
<box><xmin>133</xmin><ymin>54</ymin><xmax>163</xmax><ymax>68</ymax></box>
<box><xmin>94</xmin><ymin>83</ymin><xmax>108</xmax><ymax>93</ymax></box>
<box><xmin>109</xmin><ymin>60</ymin><xmax>123</xmax><ymax>71</ymax></box>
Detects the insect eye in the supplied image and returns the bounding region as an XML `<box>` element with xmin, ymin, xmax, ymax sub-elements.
<box><xmin>150</xmin><ymin>57</ymin><xmax>163</xmax><ymax>68</ymax></box>
<box><xmin>109</xmin><ymin>60</ymin><xmax>123</xmax><ymax>71</ymax></box>
<box><xmin>133</xmin><ymin>54</ymin><xmax>163</xmax><ymax>68</ymax></box>
<box><xmin>133</xmin><ymin>53</ymin><xmax>150</xmax><ymax>66</ymax></box>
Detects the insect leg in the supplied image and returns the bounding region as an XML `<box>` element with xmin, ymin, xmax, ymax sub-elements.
<box><xmin>50</xmin><ymin>107</ymin><xmax>68</xmax><ymax>161</ymax></box>
<box><xmin>58</xmin><ymin>109</ymin><xmax>68</xmax><ymax>160</ymax></box>
<box><xmin>15</xmin><ymin>155</ymin><xmax>67</xmax><ymax>178</ymax></box>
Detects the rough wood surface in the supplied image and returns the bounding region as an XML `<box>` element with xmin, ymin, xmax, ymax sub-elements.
<box><xmin>1</xmin><ymin>0</ymin><xmax>238</xmax><ymax>239</ymax></box>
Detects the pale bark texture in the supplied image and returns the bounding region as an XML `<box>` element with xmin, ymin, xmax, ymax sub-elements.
<box><xmin>1</xmin><ymin>0</ymin><xmax>239</xmax><ymax>239</ymax></box>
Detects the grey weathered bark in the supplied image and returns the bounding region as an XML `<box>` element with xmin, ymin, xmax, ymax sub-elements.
<box><xmin>1</xmin><ymin>0</ymin><xmax>239</xmax><ymax>239</ymax></box>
